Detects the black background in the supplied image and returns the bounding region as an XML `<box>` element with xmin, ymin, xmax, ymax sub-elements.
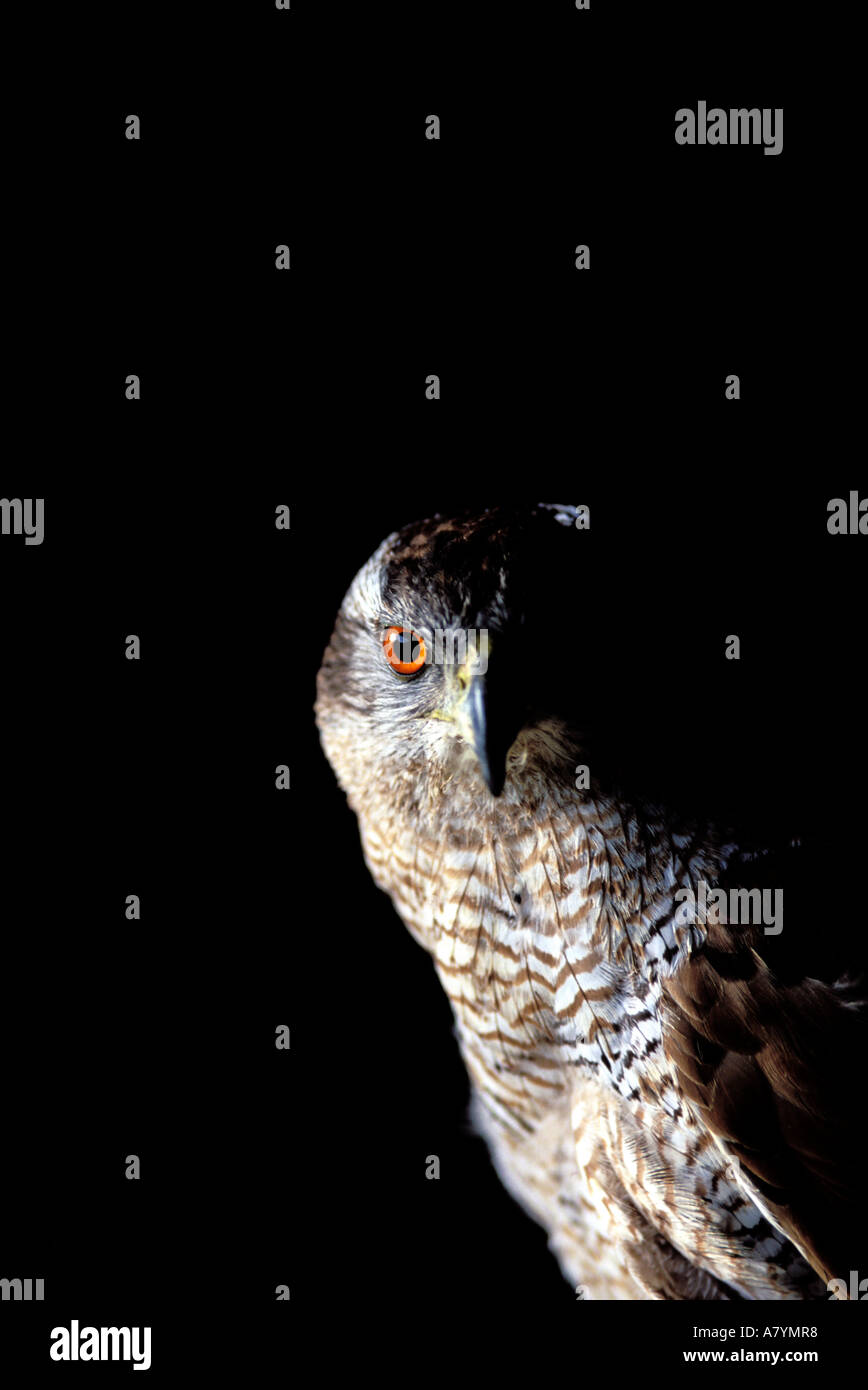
<box><xmin>2</xmin><ymin>0</ymin><xmax>864</xmax><ymax>1380</ymax></box>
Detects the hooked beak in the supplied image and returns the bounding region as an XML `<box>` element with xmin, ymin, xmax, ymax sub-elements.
<box><xmin>463</xmin><ymin>670</ymin><xmax>525</xmax><ymax>797</ymax></box>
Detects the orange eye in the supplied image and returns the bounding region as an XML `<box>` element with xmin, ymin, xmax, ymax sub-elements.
<box><xmin>383</xmin><ymin>625</ymin><xmax>427</xmax><ymax>676</ymax></box>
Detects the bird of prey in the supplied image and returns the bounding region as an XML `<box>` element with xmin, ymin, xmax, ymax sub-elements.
<box><xmin>315</xmin><ymin>504</ymin><xmax>866</xmax><ymax>1300</ymax></box>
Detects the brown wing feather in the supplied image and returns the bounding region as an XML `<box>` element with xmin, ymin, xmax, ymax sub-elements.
<box><xmin>663</xmin><ymin>896</ymin><xmax>866</xmax><ymax>1290</ymax></box>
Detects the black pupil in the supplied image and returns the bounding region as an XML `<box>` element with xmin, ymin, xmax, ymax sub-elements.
<box><xmin>396</xmin><ymin>631</ymin><xmax>418</xmax><ymax>664</ymax></box>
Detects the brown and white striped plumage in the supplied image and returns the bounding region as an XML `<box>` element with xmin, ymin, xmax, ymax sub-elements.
<box><xmin>315</xmin><ymin>505</ymin><xmax>866</xmax><ymax>1300</ymax></box>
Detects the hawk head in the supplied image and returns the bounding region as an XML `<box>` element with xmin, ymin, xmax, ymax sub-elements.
<box><xmin>315</xmin><ymin>505</ymin><xmax>586</xmax><ymax>811</ymax></box>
